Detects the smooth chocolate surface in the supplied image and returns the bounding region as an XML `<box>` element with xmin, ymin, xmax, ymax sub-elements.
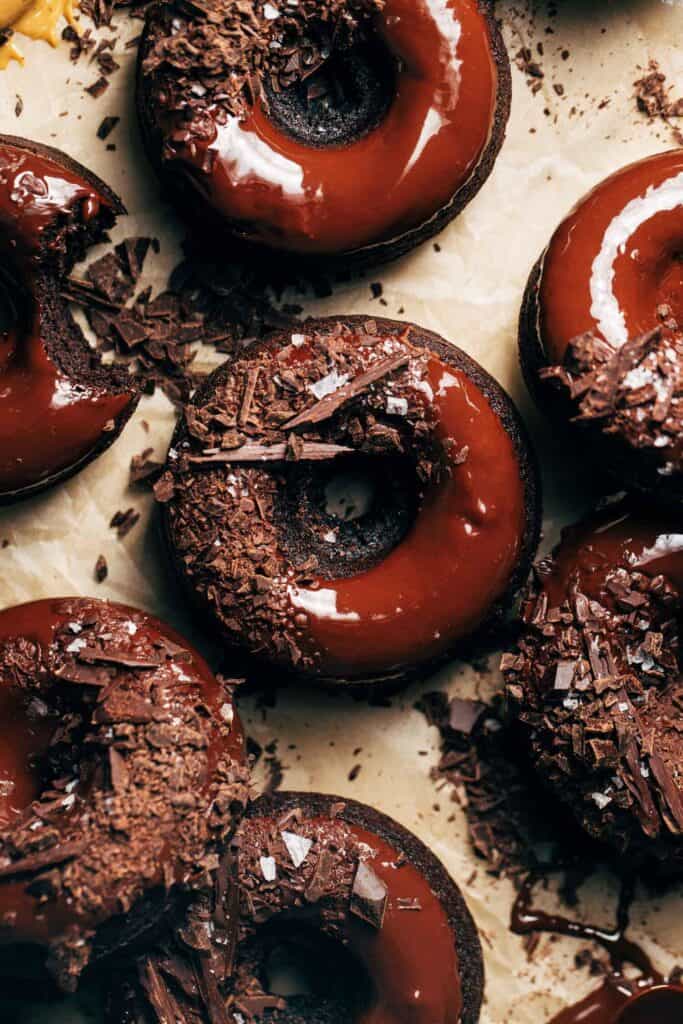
<box><xmin>0</xmin><ymin>136</ymin><xmax>138</xmax><ymax>500</ymax></box>
<box><xmin>0</xmin><ymin>597</ymin><xmax>248</xmax><ymax>989</ymax></box>
<box><xmin>137</xmin><ymin>0</ymin><xmax>511</xmax><ymax>264</ymax></box>
<box><xmin>158</xmin><ymin>315</ymin><xmax>540</xmax><ymax>686</ymax></box>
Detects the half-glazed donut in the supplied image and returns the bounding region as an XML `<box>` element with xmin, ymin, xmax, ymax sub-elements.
<box><xmin>502</xmin><ymin>497</ymin><xmax>683</xmax><ymax>872</ymax></box>
<box><xmin>155</xmin><ymin>315</ymin><xmax>541</xmax><ymax>687</ymax></box>
<box><xmin>0</xmin><ymin>597</ymin><xmax>248</xmax><ymax>989</ymax></box>
<box><xmin>136</xmin><ymin>0</ymin><xmax>510</xmax><ymax>264</ymax></box>
<box><xmin>519</xmin><ymin>150</ymin><xmax>683</xmax><ymax>499</ymax></box>
<box><xmin>0</xmin><ymin>136</ymin><xmax>139</xmax><ymax>502</ymax></box>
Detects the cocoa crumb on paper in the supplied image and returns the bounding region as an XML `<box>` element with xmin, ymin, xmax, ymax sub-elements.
<box><xmin>634</xmin><ymin>60</ymin><xmax>683</xmax><ymax>145</ymax></box>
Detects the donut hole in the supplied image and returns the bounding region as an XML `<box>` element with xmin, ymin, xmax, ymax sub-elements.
<box><xmin>274</xmin><ymin>453</ymin><xmax>420</xmax><ymax>580</ymax></box>
<box><xmin>241</xmin><ymin>920</ymin><xmax>375</xmax><ymax>1021</ymax></box>
<box><xmin>263</xmin><ymin>34</ymin><xmax>396</xmax><ymax>149</ymax></box>
<box><xmin>615</xmin><ymin>986</ymin><xmax>683</xmax><ymax>1023</ymax></box>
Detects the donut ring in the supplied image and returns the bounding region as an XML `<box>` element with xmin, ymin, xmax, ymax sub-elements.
<box><xmin>0</xmin><ymin>598</ymin><xmax>248</xmax><ymax>989</ymax></box>
<box><xmin>156</xmin><ymin>315</ymin><xmax>541</xmax><ymax>687</ymax></box>
<box><xmin>136</xmin><ymin>0</ymin><xmax>510</xmax><ymax>264</ymax></box>
<box><xmin>0</xmin><ymin>136</ymin><xmax>139</xmax><ymax>502</ymax></box>
<box><xmin>519</xmin><ymin>150</ymin><xmax>683</xmax><ymax>499</ymax></box>
<box><xmin>502</xmin><ymin>497</ymin><xmax>683</xmax><ymax>871</ymax></box>
<box><xmin>109</xmin><ymin>791</ymin><xmax>485</xmax><ymax>1024</ymax></box>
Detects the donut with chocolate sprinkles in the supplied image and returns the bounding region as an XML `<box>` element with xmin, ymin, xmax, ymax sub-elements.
<box><xmin>0</xmin><ymin>135</ymin><xmax>139</xmax><ymax>502</ymax></box>
<box><xmin>519</xmin><ymin>150</ymin><xmax>683</xmax><ymax>500</ymax></box>
<box><xmin>156</xmin><ymin>315</ymin><xmax>541</xmax><ymax>688</ymax></box>
<box><xmin>136</xmin><ymin>0</ymin><xmax>511</xmax><ymax>265</ymax></box>
<box><xmin>0</xmin><ymin>598</ymin><xmax>249</xmax><ymax>989</ymax></box>
<box><xmin>502</xmin><ymin>496</ymin><xmax>683</xmax><ymax>873</ymax></box>
<box><xmin>107</xmin><ymin>791</ymin><xmax>485</xmax><ymax>1023</ymax></box>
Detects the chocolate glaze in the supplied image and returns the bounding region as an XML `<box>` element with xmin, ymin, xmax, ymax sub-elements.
<box><xmin>512</xmin><ymin>874</ymin><xmax>683</xmax><ymax>1024</ymax></box>
<box><xmin>0</xmin><ymin>138</ymin><xmax>137</xmax><ymax>500</ymax></box>
<box><xmin>161</xmin><ymin>316</ymin><xmax>540</xmax><ymax>686</ymax></box>
<box><xmin>519</xmin><ymin>150</ymin><xmax>683</xmax><ymax>498</ymax></box>
<box><xmin>536</xmin><ymin>150</ymin><xmax>683</xmax><ymax>362</ymax></box>
<box><xmin>539</xmin><ymin>499</ymin><xmax>683</xmax><ymax>610</ymax></box>
<box><xmin>0</xmin><ymin>598</ymin><xmax>248</xmax><ymax>988</ymax></box>
<box><xmin>138</xmin><ymin>0</ymin><xmax>510</xmax><ymax>262</ymax></box>
<box><xmin>237</xmin><ymin>815</ymin><xmax>464</xmax><ymax>1023</ymax></box>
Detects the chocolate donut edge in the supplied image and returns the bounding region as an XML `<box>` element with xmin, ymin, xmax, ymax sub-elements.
<box><xmin>0</xmin><ymin>134</ymin><xmax>140</xmax><ymax>505</ymax></box>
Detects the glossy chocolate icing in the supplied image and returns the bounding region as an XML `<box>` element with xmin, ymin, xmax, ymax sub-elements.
<box><xmin>0</xmin><ymin>598</ymin><xmax>247</xmax><ymax>981</ymax></box>
<box><xmin>240</xmin><ymin>815</ymin><xmax>463</xmax><ymax>1023</ymax></box>
<box><xmin>537</xmin><ymin>150</ymin><xmax>683</xmax><ymax>363</ymax></box>
<box><xmin>148</xmin><ymin>0</ymin><xmax>500</xmax><ymax>257</ymax></box>
<box><xmin>0</xmin><ymin>141</ymin><xmax>135</xmax><ymax>499</ymax></box>
<box><xmin>286</xmin><ymin>351</ymin><xmax>527</xmax><ymax>679</ymax></box>
<box><xmin>512</xmin><ymin>875</ymin><xmax>683</xmax><ymax>1024</ymax></box>
<box><xmin>539</xmin><ymin>498</ymin><xmax>683</xmax><ymax>609</ymax></box>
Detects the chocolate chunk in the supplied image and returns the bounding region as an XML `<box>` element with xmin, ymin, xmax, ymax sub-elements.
<box><xmin>350</xmin><ymin>861</ymin><xmax>388</xmax><ymax>929</ymax></box>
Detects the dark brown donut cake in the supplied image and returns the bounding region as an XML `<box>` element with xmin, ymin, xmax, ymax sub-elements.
<box><xmin>519</xmin><ymin>150</ymin><xmax>683</xmax><ymax>500</ymax></box>
<box><xmin>0</xmin><ymin>598</ymin><xmax>249</xmax><ymax>990</ymax></box>
<box><xmin>108</xmin><ymin>791</ymin><xmax>485</xmax><ymax>1023</ymax></box>
<box><xmin>502</xmin><ymin>497</ymin><xmax>683</xmax><ymax>872</ymax></box>
<box><xmin>136</xmin><ymin>0</ymin><xmax>510</xmax><ymax>266</ymax></box>
<box><xmin>155</xmin><ymin>315</ymin><xmax>541</xmax><ymax>687</ymax></box>
<box><xmin>0</xmin><ymin>135</ymin><xmax>139</xmax><ymax>502</ymax></box>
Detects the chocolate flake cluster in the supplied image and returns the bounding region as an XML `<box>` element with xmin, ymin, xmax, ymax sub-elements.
<box><xmin>142</xmin><ymin>0</ymin><xmax>384</xmax><ymax>148</ymax></box>
<box><xmin>540</xmin><ymin>326</ymin><xmax>683</xmax><ymax>477</ymax></box>
<box><xmin>0</xmin><ymin>601</ymin><xmax>249</xmax><ymax>989</ymax></box>
<box><xmin>156</xmin><ymin>321</ymin><xmax>454</xmax><ymax>672</ymax></box>
<box><xmin>502</xmin><ymin>565</ymin><xmax>683</xmax><ymax>865</ymax></box>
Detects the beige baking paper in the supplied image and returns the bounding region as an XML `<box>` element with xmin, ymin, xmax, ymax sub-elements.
<box><xmin>0</xmin><ymin>1</ymin><xmax>682</xmax><ymax>1020</ymax></box>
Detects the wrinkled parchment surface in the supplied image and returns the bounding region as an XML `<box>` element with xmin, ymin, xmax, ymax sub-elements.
<box><xmin>0</xmin><ymin>2</ymin><xmax>682</xmax><ymax>1019</ymax></box>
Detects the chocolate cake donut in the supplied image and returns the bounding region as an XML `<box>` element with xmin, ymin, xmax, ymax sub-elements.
<box><xmin>0</xmin><ymin>136</ymin><xmax>139</xmax><ymax>502</ymax></box>
<box><xmin>108</xmin><ymin>791</ymin><xmax>485</xmax><ymax>1023</ymax></box>
<box><xmin>136</xmin><ymin>0</ymin><xmax>510</xmax><ymax>265</ymax></box>
<box><xmin>502</xmin><ymin>496</ymin><xmax>683</xmax><ymax>872</ymax></box>
<box><xmin>156</xmin><ymin>315</ymin><xmax>541</xmax><ymax>687</ymax></box>
<box><xmin>519</xmin><ymin>150</ymin><xmax>683</xmax><ymax>500</ymax></box>
<box><xmin>0</xmin><ymin>597</ymin><xmax>249</xmax><ymax>990</ymax></box>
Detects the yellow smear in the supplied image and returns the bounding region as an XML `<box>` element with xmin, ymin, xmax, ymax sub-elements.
<box><xmin>0</xmin><ymin>0</ymin><xmax>80</xmax><ymax>68</ymax></box>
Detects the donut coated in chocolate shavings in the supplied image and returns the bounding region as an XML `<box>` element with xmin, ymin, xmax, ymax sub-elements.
<box><xmin>0</xmin><ymin>599</ymin><xmax>249</xmax><ymax>991</ymax></box>
<box><xmin>502</xmin><ymin>562</ymin><xmax>683</xmax><ymax>871</ymax></box>
<box><xmin>140</xmin><ymin>0</ymin><xmax>384</xmax><ymax>137</ymax></box>
<box><xmin>539</xmin><ymin>327</ymin><xmax>683</xmax><ymax>479</ymax></box>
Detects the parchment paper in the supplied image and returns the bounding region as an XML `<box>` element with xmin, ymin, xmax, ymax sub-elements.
<box><xmin>0</xmin><ymin>2</ymin><xmax>682</xmax><ymax>1019</ymax></box>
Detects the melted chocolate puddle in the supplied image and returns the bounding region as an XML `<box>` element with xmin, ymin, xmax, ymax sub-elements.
<box><xmin>511</xmin><ymin>874</ymin><xmax>683</xmax><ymax>1023</ymax></box>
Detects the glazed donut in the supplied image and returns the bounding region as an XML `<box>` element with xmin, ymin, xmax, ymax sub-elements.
<box><xmin>519</xmin><ymin>149</ymin><xmax>683</xmax><ymax>499</ymax></box>
<box><xmin>502</xmin><ymin>496</ymin><xmax>683</xmax><ymax>871</ymax></box>
<box><xmin>0</xmin><ymin>136</ymin><xmax>139</xmax><ymax>502</ymax></box>
<box><xmin>0</xmin><ymin>597</ymin><xmax>248</xmax><ymax>989</ymax></box>
<box><xmin>136</xmin><ymin>0</ymin><xmax>510</xmax><ymax>264</ymax></box>
<box><xmin>109</xmin><ymin>791</ymin><xmax>485</xmax><ymax>1024</ymax></box>
<box><xmin>156</xmin><ymin>315</ymin><xmax>541</xmax><ymax>687</ymax></box>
